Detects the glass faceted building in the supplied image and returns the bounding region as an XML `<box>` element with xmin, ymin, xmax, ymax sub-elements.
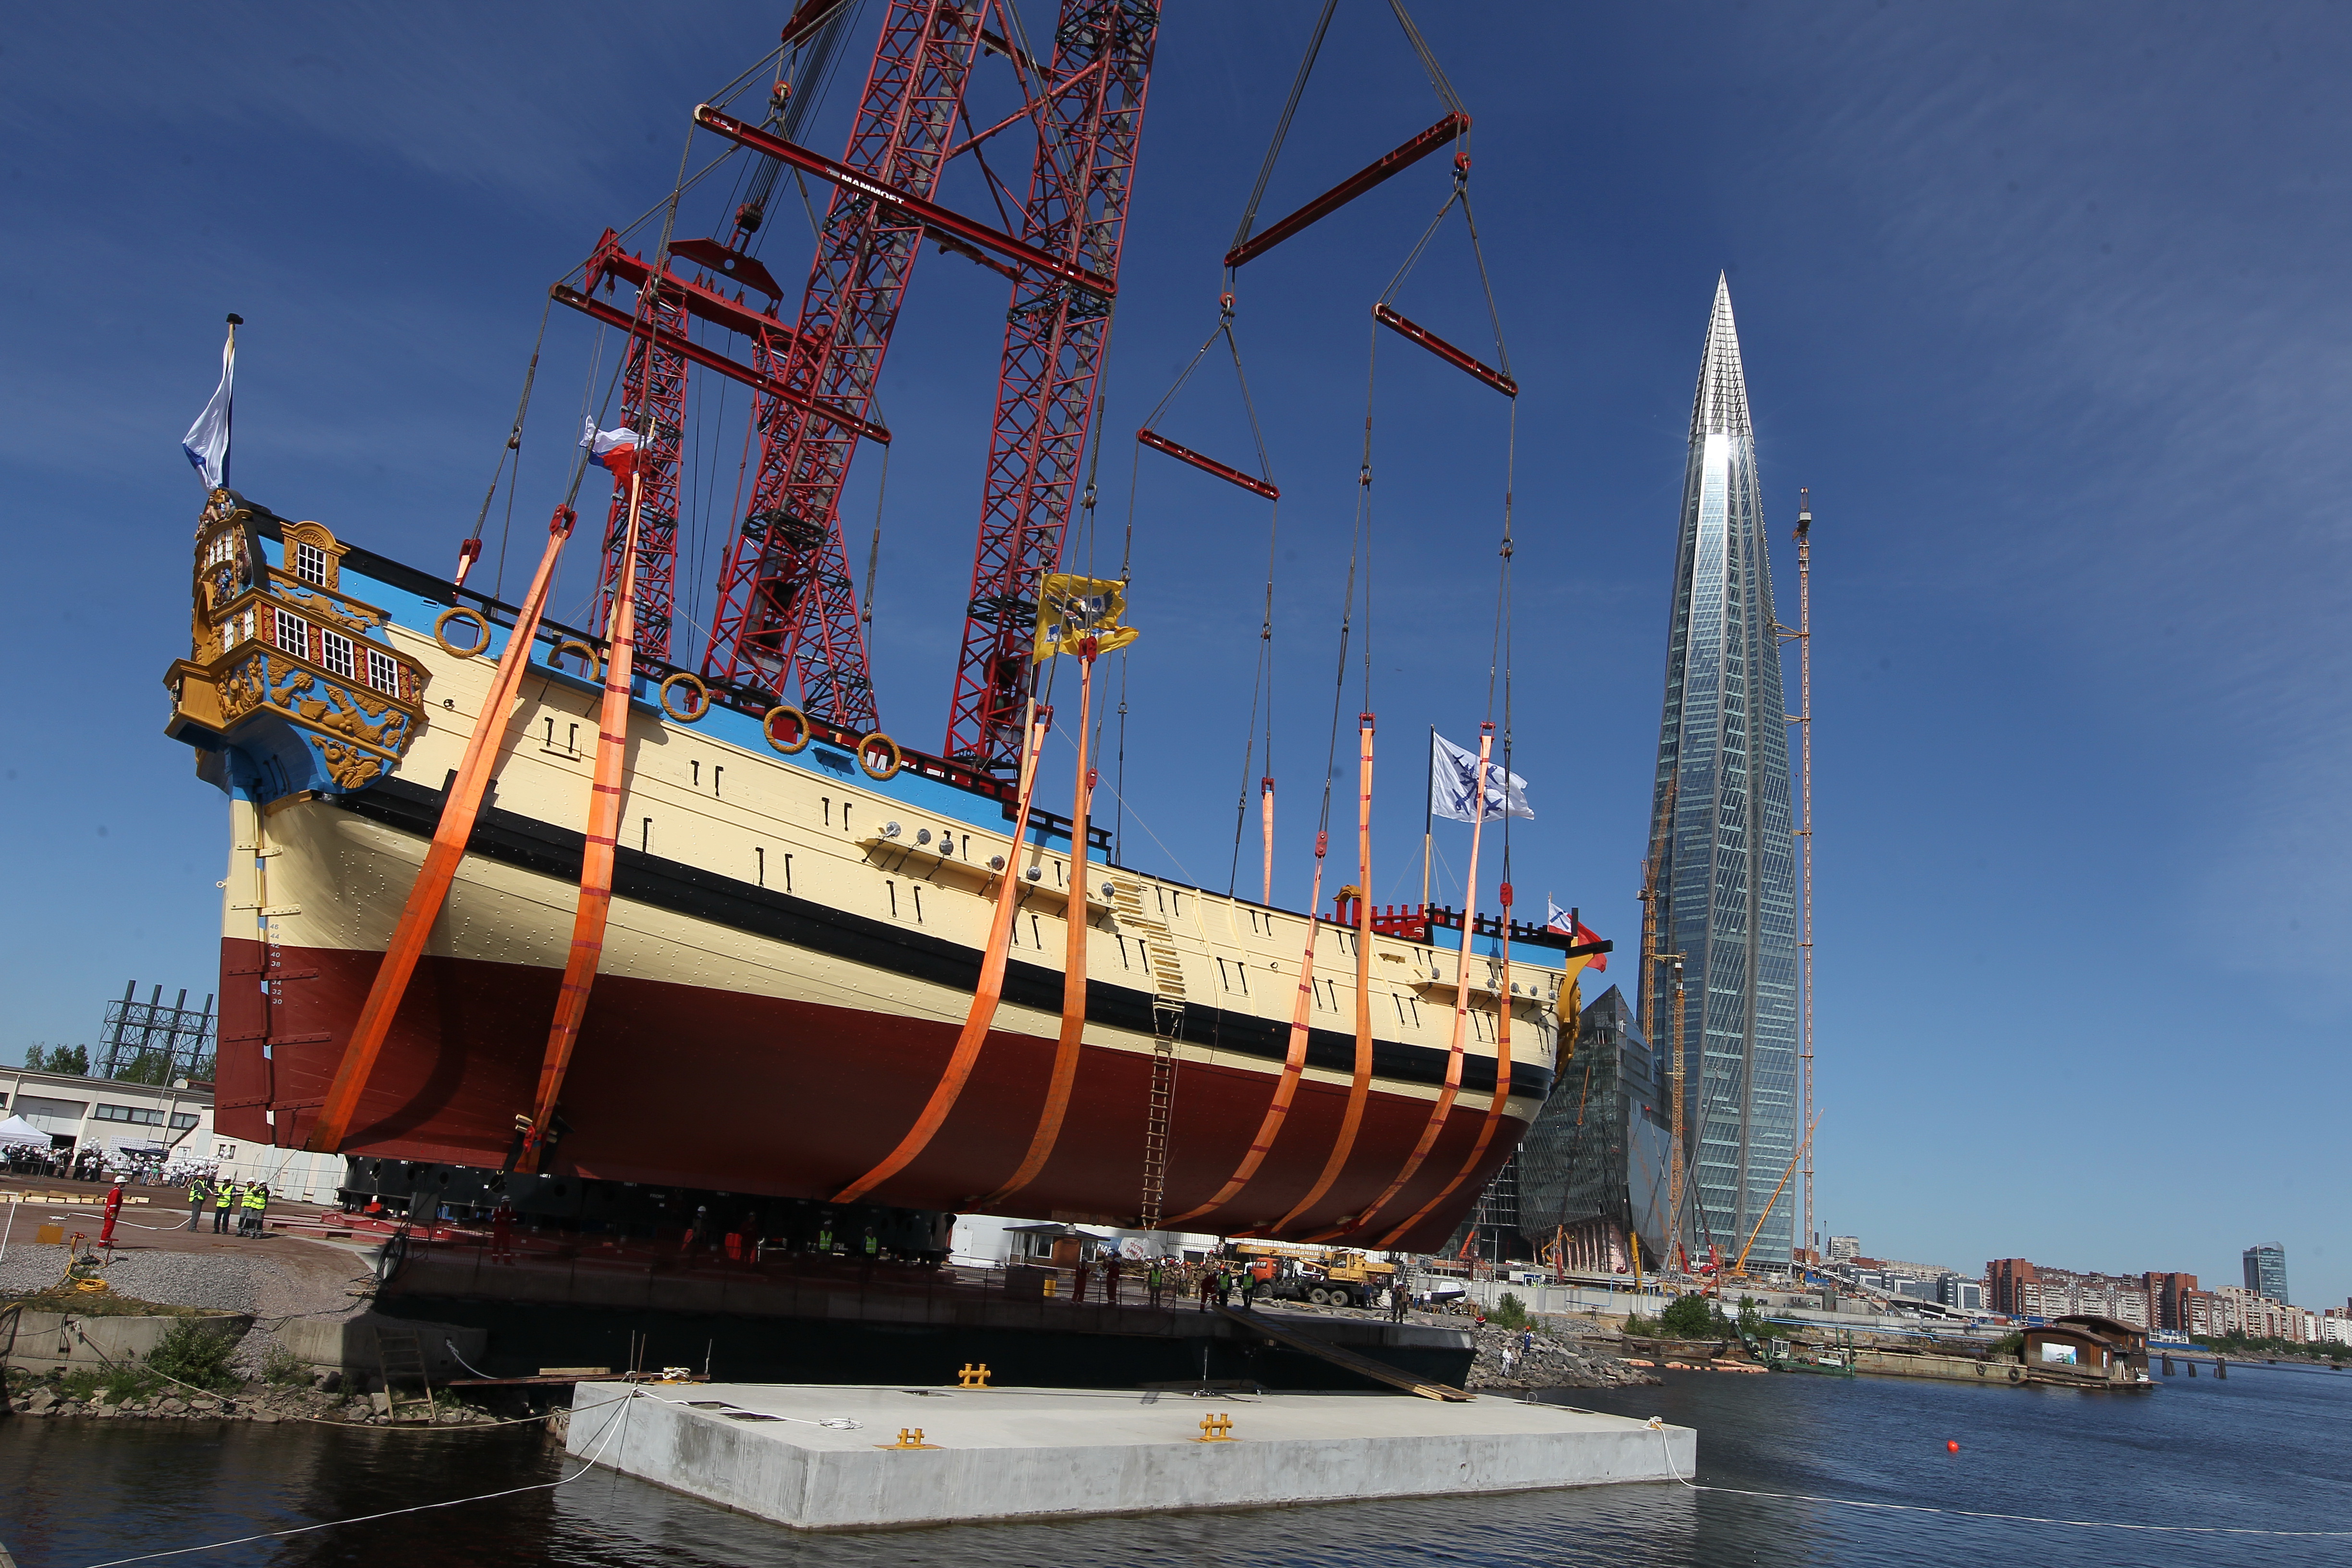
<box><xmin>1514</xmin><ymin>986</ymin><xmax>1673</xmax><ymax>1270</ymax></box>
<box><xmin>1644</xmin><ymin>277</ymin><xmax>1801</xmax><ymax>1267</ymax></box>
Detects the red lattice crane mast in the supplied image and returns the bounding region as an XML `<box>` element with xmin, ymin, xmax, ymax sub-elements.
<box><xmin>943</xmin><ymin>0</ymin><xmax>1159</xmax><ymax>770</ymax></box>
<box><xmin>699</xmin><ymin>1</ymin><xmax>1000</xmax><ymax>723</ymax></box>
<box><xmin>593</xmin><ymin>289</ymin><xmax>688</xmax><ymax>661</ymax></box>
<box><xmin>560</xmin><ymin>0</ymin><xmax>1158</xmax><ymax>740</ymax></box>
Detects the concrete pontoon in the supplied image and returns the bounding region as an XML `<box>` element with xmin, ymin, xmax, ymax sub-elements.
<box><xmin>566</xmin><ymin>1379</ymin><xmax>1694</xmax><ymax>1531</ymax></box>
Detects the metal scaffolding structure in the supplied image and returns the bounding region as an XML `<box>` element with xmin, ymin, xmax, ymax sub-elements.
<box><xmin>96</xmin><ymin>982</ymin><xmax>217</xmax><ymax>1085</ymax></box>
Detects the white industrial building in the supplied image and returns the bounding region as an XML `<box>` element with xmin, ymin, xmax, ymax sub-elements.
<box><xmin>0</xmin><ymin>1065</ymin><xmax>345</xmax><ymax>1201</ymax></box>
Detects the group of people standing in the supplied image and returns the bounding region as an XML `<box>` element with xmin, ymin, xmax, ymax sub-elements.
<box><xmin>187</xmin><ymin>1176</ymin><xmax>271</xmax><ymax>1237</ymax></box>
<box><xmin>1052</xmin><ymin>1254</ymin><xmax>1417</xmax><ymax>1320</ymax></box>
<box><xmin>4</xmin><ymin>1144</ymin><xmax>105</xmax><ymax>1180</ymax></box>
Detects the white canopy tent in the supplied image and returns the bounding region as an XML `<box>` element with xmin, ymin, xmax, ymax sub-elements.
<box><xmin>0</xmin><ymin>1115</ymin><xmax>54</xmax><ymax>1147</ymax></box>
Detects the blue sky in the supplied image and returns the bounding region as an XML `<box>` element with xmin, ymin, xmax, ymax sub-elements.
<box><xmin>3</xmin><ymin>4</ymin><xmax>2347</xmax><ymax>1308</ymax></box>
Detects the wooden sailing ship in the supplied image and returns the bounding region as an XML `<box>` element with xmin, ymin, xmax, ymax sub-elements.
<box><xmin>159</xmin><ymin>3</ymin><xmax>1598</xmax><ymax>1250</ymax></box>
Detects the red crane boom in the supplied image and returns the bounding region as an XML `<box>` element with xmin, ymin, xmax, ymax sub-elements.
<box><xmin>700</xmin><ymin>0</ymin><xmax>1000</xmax><ymax>724</ymax></box>
<box><xmin>942</xmin><ymin>0</ymin><xmax>1159</xmax><ymax>771</ymax></box>
<box><xmin>593</xmin><ymin>285</ymin><xmax>687</xmax><ymax>661</ymax></box>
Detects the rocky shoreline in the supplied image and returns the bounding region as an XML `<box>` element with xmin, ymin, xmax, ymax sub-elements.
<box><xmin>6</xmin><ymin>1375</ymin><xmax>515</xmax><ymax>1426</ymax></box>
<box><xmin>3</xmin><ymin>1363</ymin><xmax>520</xmax><ymax>1429</ymax></box>
<box><xmin>1463</xmin><ymin>1322</ymin><xmax>1663</xmax><ymax>1390</ymax></box>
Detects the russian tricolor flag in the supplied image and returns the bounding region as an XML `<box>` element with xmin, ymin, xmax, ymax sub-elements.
<box><xmin>580</xmin><ymin>418</ymin><xmax>640</xmax><ymax>480</ymax></box>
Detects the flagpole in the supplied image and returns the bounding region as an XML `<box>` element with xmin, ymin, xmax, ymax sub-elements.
<box><xmin>1421</xmin><ymin>724</ymin><xmax>1434</xmax><ymax>916</ymax></box>
<box><xmin>221</xmin><ymin>314</ymin><xmax>242</xmax><ymax>490</ymax></box>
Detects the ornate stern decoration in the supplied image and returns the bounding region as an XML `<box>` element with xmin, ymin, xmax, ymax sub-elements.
<box><xmin>164</xmin><ymin>489</ymin><xmax>429</xmax><ymax>800</ymax></box>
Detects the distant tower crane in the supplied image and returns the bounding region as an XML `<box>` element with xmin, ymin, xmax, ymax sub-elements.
<box><xmin>1779</xmin><ymin>487</ymin><xmax>1816</xmax><ymax>1258</ymax></box>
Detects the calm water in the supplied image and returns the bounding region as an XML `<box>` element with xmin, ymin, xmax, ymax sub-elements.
<box><xmin>5</xmin><ymin>1362</ymin><xmax>2348</xmax><ymax>1568</ymax></box>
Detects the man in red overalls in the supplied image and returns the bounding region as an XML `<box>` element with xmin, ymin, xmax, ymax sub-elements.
<box><xmin>99</xmin><ymin>1175</ymin><xmax>127</xmax><ymax>1248</ymax></box>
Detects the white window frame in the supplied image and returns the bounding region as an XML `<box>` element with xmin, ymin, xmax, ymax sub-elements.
<box><xmin>366</xmin><ymin>647</ymin><xmax>402</xmax><ymax>698</ymax></box>
<box><xmin>318</xmin><ymin>627</ymin><xmax>355</xmax><ymax>680</ymax></box>
<box><xmin>294</xmin><ymin>540</ymin><xmax>330</xmax><ymax>584</ymax></box>
<box><xmin>273</xmin><ymin>608</ymin><xmax>310</xmax><ymax>659</ymax></box>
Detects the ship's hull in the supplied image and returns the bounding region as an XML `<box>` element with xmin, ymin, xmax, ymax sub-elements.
<box><xmin>233</xmin><ymin>936</ymin><xmax>1524</xmax><ymax>1243</ymax></box>
<box><xmin>216</xmin><ymin>788</ymin><xmax>1546</xmax><ymax>1250</ymax></box>
<box><xmin>183</xmin><ymin>503</ymin><xmax>1578</xmax><ymax>1252</ymax></box>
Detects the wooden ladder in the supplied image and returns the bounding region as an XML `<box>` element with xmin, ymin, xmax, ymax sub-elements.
<box><xmin>375</xmin><ymin>1328</ymin><xmax>438</xmax><ymax>1423</ymax></box>
<box><xmin>1112</xmin><ymin>880</ymin><xmax>1187</xmax><ymax>1231</ymax></box>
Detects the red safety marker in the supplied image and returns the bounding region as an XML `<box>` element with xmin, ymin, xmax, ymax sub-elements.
<box><xmin>1947</xmin><ymin>1440</ymin><xmax>1960</xmax><ymax>1453</ymax></box>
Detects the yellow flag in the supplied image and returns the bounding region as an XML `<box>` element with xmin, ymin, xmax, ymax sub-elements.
<box><xmin>1034</xmin><ymin>574</ymin><xmax>1139</xmax><ymax>661</ymax></box>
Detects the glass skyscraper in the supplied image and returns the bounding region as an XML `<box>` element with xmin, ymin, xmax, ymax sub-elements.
<box><xmin>2243</xmin><ymin>1244</ymin><xmax>2289</xmax><ymax>1303</ymax></box>
<box><xmin>1644</xmin><ymin>277</ymin><xmax>1801</xmax><ymax>1268</ymax></box>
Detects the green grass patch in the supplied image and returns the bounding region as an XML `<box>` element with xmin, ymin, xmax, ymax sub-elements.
<box><xmin>60</xmin><ymin>1365</ymin><xmax>165</xmax><ymax>1404</ymax></box>
<box><xmin>145</xmin><ymin>1319</ymin><xmax>242</xmax><ymax>1392</ymax></box>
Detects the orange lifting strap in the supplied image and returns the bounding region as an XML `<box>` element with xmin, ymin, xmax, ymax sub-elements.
<box><xmin>1341</xmin><ymin>723</ymin><xmax>1494</xmax><ymax>1241</ymax></box>
<box><xmin>979</xmin><ymin>645</ymin><xmax>1102</xmax><ymax>1206</ymax></box>
<box><xmin>1259</xmin><ymin>776</ymin><xmax>1276</xmax><ymax>905</ymax></box>
<box><xmin>1380</xmin><ymin>889</ymin><xmax>1519</xmax><ymax>1248</ymax></box>
<box><xmin>832</xmin><ymin>710</ymin><xmax>1051</xmax><ymax>1204</ymax></box>
<box><xmin>517</xmin><ymin>468</ymin><xmax>649</xmax><ymax>1169</ymax></box>
<box><xmin>1268</xmin><ymin>714</ymin><xmax>1375</xmax><ymax>1236</ymax></box>
<box><xmin>306</xmin><ymin>507</ymin><xmax>576</xmax><ymax>1154</ymax></box>
<box><xmin>1166</xmin><ymin>832</ymin><xmax>1327</xmax><ymax>1230</ymax></box>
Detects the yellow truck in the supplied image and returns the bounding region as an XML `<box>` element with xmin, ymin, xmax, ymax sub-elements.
<box><xmin>1233</xmin><ymin>1242</ymin><xmax>1399</xmax><ymax>1309</ymax></box>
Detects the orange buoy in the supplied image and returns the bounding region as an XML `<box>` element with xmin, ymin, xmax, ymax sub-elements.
<box><xmin>1946</xmin><ymin>1440</ymin><xmax>1960</xmax><ymax>1453</ymax></box>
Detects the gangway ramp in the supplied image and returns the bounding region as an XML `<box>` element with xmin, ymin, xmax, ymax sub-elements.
<box><xmin>1214</xmin><ymin>1303</ymin><xmax>1472</xmax><ymax>1401</ymax></box>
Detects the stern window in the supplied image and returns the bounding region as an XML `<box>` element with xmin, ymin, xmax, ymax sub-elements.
<box><xmin>366</xmin><ymin>648</ymin><xmax>402</xmax><ymax>697</ymax></box>
<box><xmin>318</xmin><ymin>628</ymin><xmax>355</xmax><ymax>680</ymax></box>
<box><xmin>273</xmin><ymin>608</ymin><xmax>311</xmax><ymax>660</ymax></box>
<box><xmin>294</xmin><ymin>541</ymin><xmax>330</xmax><ymax>584</ymax></box>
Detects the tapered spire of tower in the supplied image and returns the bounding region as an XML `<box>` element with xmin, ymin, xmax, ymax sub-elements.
<box><xmin>1688</xmin><ymin>273</ymin><xmax>1752</xmax><ymax>441</ymax></box>
<box><xmin>1647</xmin><ymin>274</ymin><xmax>1798</xmax><ymax>1269</ymax></box>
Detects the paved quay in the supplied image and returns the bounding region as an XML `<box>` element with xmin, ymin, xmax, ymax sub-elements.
<box><xmin>566</xmin><ymin>1379</ymin><xmax>1694</xmax><ymax>1530</ymax></box>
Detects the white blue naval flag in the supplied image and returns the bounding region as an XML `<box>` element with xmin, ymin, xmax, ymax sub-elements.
<box><xmin>1429</xmin><ymin>729</ymin><xmax>1534</xmax><ymax>824</ymax></box>
<box><xmin>182</xmin><ymin>328</ymin><xmax>236</xmax><ymax>489</ymax></box>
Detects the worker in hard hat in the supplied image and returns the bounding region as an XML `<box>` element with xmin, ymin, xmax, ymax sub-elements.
<box><xmin>100</xmin><ymin>1175</ymin><xmax>127</xmax><ymax>1246</ymax></box>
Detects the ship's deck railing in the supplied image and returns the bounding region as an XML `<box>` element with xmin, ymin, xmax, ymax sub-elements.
<box><xmin>448</xmin><ymin>580</ymin><xmax>1113</xmax><ymax>855</ymax></box>
<box><xmin>1333</xmin><ymin>898</ymin><xmax>1607</xmax><ymax>957</ymax></box>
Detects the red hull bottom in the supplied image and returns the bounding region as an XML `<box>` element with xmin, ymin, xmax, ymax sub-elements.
<box><xmin>219</xmin><ymin>939</ymin><xmax>1522</xmax><ymax>1250</ymax></box>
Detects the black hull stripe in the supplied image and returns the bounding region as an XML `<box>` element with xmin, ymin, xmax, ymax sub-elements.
<box><xmin>332</xmin><ymin>778</ymin><xmax>1555</xmax><ymax>1102</ymax></box>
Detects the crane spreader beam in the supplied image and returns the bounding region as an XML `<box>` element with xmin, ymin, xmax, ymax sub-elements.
<box><xmin>1136</xmin><ymin>429</ymin><xmax>1279</xmax><ymax>501</ymax></box>
<box><xmin>551</xmin><ymin>285</ymin><xmax>892</xmax><ymax>446</ymax></box>
<box><xmin>693</xmin><ymin>105</ymin><xmax>1120</xmax><ymax>300</ymax></box>
<box><xmin>1372</xmin><ymin>303</ymin><xmax>1516</xmax><ymax>398</ymax></box>
<box><xmin>1224</xmin><ymin>110</ymin><xmax>1469</xmax><ymax>270</ymax></box>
